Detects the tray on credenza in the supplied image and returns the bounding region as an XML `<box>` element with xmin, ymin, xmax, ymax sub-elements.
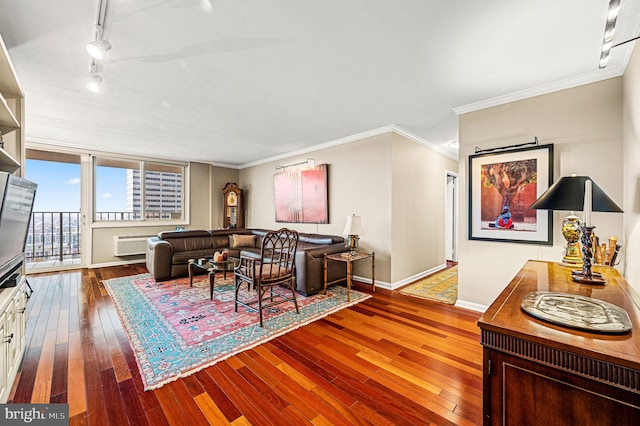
<box><xmin>521</xmin><ymin>291</ymin><xmax>632</xmax><ymax>334</ymax></box>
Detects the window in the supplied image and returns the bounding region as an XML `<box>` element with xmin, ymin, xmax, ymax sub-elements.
<box><xmin>94</xmin><ymin>156</ymin><xmax>185</xmax><ymax>222</ymax></box>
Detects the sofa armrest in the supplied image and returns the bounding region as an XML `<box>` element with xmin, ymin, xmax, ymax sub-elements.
<box><xmin>239</xmin><ymin>250</ymin><xmax>261</xmax><ymax>259</ymax></box>
<box><xmin>146</xmin><ymin>237</ymin><xmax>173</xmax><ymax>281</ymax></box>
<box><xmin>295</xmin><ymin>243</ymin><xmax>347</xmax><ymax>296</ymax></box>
<box><xmin>301</xmin><ymin>243</ymin><xmax>347</xmax><ymax>258</ymax></box>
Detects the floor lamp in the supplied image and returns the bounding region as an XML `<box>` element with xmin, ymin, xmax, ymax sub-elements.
<box><xmin>529</xmin><ymin>175</ymin><xmax>623</xmax><ymax>284</ymax></box>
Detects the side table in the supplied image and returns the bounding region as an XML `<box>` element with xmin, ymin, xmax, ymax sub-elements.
<box><xmin>324</xmin><ymin>252</ymin><xmax>375</xmax><ymax>301</ymax></box>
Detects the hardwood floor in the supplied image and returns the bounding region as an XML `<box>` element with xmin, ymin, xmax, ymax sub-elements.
<box><xmin>9</xmin><ymin>264</ymin><xmax>483</xmax><ymax>425</ymax></box>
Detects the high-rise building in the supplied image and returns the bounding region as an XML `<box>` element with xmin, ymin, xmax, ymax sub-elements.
<box><xmin>126</xmin><ymin>169</ymin><xmax>183</xmax><ymax>219</ymax></box>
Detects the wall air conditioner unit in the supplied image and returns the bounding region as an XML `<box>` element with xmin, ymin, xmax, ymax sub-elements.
<box><xmin>113</xmin><ymin>235</ymin><xmax>154</xmax><ymax>256</ymax></box>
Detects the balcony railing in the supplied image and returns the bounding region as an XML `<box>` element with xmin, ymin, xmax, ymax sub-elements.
<box><xmin>26</xmin><ymin>212</ymin><xmax>81</xmax><ymax>262</ymax></box>
<box><xmin>95</xmin><ymin>211</ymin><xmax>177</xmax><ymax>221</ymax></box>
<box><xmin>26</xmin><ymin>210</ymin><xmax>181</xmax><ymax>263</ymax></box>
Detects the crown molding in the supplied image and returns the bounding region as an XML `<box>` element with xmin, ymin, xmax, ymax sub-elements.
<box><xmin>209</xmin><ymin>161</ymin><xmax>241</xmax><ymax>169</ymax></box>
<box><xmin>239</xmin><ymin>124</ymin><xmax>457</xmax><ymax>169</ymax></box>
<box><xmin>453</xmin><ymin>67</ymin><xmax>624</xmax><ymax>115</ymax></box>
<box><xmin>454</xmin><ymin>0</ymin><xmax>640</xmax><ymax>116</ymax></box>
<box><xmin>27</xmin><ymin>124</ymin><xmax>459</xmax><ymax>172</ymax></box>
<box><xmin>390</xmin><ymin>126</ymin><xmax>458</xmax><ymax>160</ymax></box>
<box><xmin>238</xmin><ymin>125</ymin><xmax>395</xmax><ymax>169</ymax></box>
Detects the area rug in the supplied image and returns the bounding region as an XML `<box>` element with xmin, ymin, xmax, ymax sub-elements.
<box><xmin>399</xmin><ymin>266</ymin><xmax>458</xmax><ymax>304</ymax></box>
<box><xmin>102</xmin><ymin>273</ymin><xmax>371</xmax><ymax>390</ymax></box>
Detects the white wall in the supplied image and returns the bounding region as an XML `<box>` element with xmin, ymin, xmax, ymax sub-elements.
<box><xmin>391</xmin><ymin>133</ymin><xmax>458</xmax><ymax>283</ymax></box>
<box><xmin>238</xmin><ymin>130</ymin><xmax>457</xmax><ymax>286</ymax></box>
<box><xmin>240</xmin><ymin>132</ymin><xmax>394</xmax><ymax>282</ymax></box>
<box><xmin>458</xmin><ymin>78</ymin><xmax>624</xmax><ymax>307</ymax></box>
<box><xmin>623</xmin><ymin>42</ymin><xmax>640</xmax><ymax>293</ymax></box>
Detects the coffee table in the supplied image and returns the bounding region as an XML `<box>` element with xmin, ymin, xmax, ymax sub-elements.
<box><xmin>188</xmin><ymin>257</ymin><xmax>237</xmax><ymax>300</ymax></box>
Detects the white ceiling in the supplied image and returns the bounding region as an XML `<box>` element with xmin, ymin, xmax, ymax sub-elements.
<box><xmin>0</xmin><ymin>0</ymin><xmax>638</xmax><ymax>167</ymax></box>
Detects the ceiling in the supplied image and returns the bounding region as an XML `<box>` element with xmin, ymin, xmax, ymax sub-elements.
<box><xmin>0</xmin><ymin>0</ymin><xmax>638</xmax><ymax>167</ymax></box>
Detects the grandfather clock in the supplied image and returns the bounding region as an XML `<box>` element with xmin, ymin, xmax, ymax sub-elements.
<box><xmin>222</xmin><ymin>182</ymin><xmax>243</xmax><ymax>229</ymax></box>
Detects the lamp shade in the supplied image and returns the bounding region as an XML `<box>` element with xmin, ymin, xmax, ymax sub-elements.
<box><xmin>342</xmin><ymin>214</ymin><xmax>364</xmax><ymax>235</ymax></box>
<box><xmin>529</xmin><ymin>176</ymin><xmax>623</xmax><ymax>213</ymax></box>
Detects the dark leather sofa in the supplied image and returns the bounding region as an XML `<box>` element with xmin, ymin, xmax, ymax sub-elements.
<box><xmin>145</xmin><ymin>228</ymin><xmax>348</xmax><ymax>296</ymax></box>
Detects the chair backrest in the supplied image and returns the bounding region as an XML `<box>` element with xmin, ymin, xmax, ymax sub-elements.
<box><xmin>258</xmin><ymin>228</ymin><xmax>299</xmax><ymax>283</ymax></box>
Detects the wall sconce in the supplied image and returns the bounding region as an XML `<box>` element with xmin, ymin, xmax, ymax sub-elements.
<box><xmin>342</xmin><ymin>214</ymin><xmax>364</xmax><ymax>255</ymax></box>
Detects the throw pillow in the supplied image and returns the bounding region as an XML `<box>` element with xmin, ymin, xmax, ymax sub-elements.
<box><xmin>232</xmin><ymin>234</ymin><xmax>256</xmax><ymax>248</ymax></box>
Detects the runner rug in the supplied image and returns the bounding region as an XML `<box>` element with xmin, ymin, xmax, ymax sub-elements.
<box><xmin>399</xmin><ymin>266</ymin><xmax>458</xmax><ymax>304</ymax></box>
<box><xmin>102</xmin><ymin>273</ymin><xmax>371</xmax><ymax>390</ymax></box>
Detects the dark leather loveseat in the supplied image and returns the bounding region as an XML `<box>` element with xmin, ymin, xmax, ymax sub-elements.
<box><xmin>145</xmin><ymin>228</ymin><xmax>348</xmax><ymax>296</ymax></box>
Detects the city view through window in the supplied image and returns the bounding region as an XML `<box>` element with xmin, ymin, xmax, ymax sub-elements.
<box><xmin>25</xmin><ymin>158</ymin><xmax>183</xmax><ymax>265</ymax></box>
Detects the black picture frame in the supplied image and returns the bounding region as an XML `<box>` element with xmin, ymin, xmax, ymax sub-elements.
<box><xmin>468</xmin><ymin>144</ymin><xmax>554</xmax><ymax>244</ymax></box>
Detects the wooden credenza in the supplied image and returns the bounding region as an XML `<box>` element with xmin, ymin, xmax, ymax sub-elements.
<box><xmin>478</xmin><ymin>260</ymin><xmax>640</xmax><ymax>425</ymax></box>
<box><xmin>0</xmin><ymin>277</ymin><xmax>27</xmax><ymax>402</ymax></box>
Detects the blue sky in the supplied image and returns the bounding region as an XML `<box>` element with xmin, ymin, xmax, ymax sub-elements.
<box><xmin>26</xmin><ymin>159</ymin><xmax>128</xmax><ymax>212</ymax></box>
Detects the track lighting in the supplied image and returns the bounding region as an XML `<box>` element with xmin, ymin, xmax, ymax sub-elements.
<box><xmin>86</xmin><ymin>0</ymin><xmax>111</xmax><ymax>60</ymax></box>
<box><xmin>86</xmin><ymin>74</ymin><xmax>102</xmax><ymax>93</ymax></box>
<box><xmin>607</xmin><ymin>0</ymin><xmax>621</xmax><ymax>22</ymax></box>
<box><xmin>86</xmin><ymin>38</ymin><xmax>111</xmax><ymax>60</ymax></box>
<box><xmin>86</xmin><ymin>61</ymin><xmax>102</xmax><ymax>93</ymax></box>
<box><xmin>84</xmin><ymin>0</ymin><xmax>110</xmax><ymax>91</ymax></box>
<box><xmin>598</xmin><ymin>0</ymin><xmax>640</xmax><ymax>69</ymax></box>
<box><xmin>599</xmin><ymin>0</ymin><xmax>620</xmax><ymax>69</ymax></box>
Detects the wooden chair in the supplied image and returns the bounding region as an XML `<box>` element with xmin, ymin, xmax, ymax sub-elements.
<box><xmin>234</xmin><ymin>228</ymin><xmax>300</xmax><ymax>327</ymax></box>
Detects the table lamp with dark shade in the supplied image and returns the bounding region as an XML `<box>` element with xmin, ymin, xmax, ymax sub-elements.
<box><xmin>529</xmin><ymin>175</ymin><xmax>623</xmax><ymax>284</ymax></box>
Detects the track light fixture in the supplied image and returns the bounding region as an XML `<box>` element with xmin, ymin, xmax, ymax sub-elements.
<box><xmin>85</xmin><ymin>61</ymin><xmax>102</xmax><ymax>93</ymax></box>
<box><xmin>86</xmin><ymin>26</ymin><xmax>111</xmax><ymax>60</ymax></box>
<box><xmin>599</xmin><ymin>0</ymin><xmax>621</xmax><ymax>69</ymax></box>
<box><xmin>85</xmin><ymin>74</ymin><xmax>102</xmax><ymax>93</ymax></box>
<box><xmin>85</xmin><ymin>0</ymin><xmax>110</xmax><ymax>91</ymax></box>
<box><xmin>86</xmin><ymin>0</ymin><xmax>111</xmax><ymax>60</ymax></box>
<box><xmin>598</xmin><ymin>0</ymin><xmax>640</xmax><ymax>69</ymax></box>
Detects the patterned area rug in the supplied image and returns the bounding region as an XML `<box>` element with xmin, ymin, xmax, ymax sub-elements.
<box><xmin>399</xmin><ymin>266</ymin><xmax>458</xmax><ymax>304</ymax></box>
<box><xmin>103</xmin><ymin>273</ymin><xmax>371</xmax><ymax>390</ymax></box>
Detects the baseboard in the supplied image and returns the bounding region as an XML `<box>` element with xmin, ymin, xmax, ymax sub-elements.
<box><xmin>388</xmin><ymin>264</ymin><xmax>448</xmax><ymax>290</ymax></box>
<box><xmin>454</xmin><ymin>299</ymin><xmax>488</xmax><ymax>313</ymax></box>
<box><xmin>90</xmin><ymin>259</ymin><xmax>147</xmax><ymax>269</ymax></box>
<box><xmin>353</xmin><ymin>275</ymin><xmax>392</xmax><ymax>290</ymax></box>
<box><xmin>353</xmin><ymin>263</ymin><xmax>448</xmax><ymax>291</ymax></box>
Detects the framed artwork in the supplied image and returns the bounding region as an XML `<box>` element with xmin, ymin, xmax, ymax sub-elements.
<box><xmin>468</xmin><ymin>144</ymin><xmax>553</xmax><ymax>244</ymax></box>
<box><xmin>274</xmin><ymin>164</ymin><xmax>328</xmax><ymax>223</ymax></box>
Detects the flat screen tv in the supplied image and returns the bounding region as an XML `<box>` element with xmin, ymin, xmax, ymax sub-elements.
<box><xmin>0</xmin><ymin>172</ymin><xmax>37</xmax><ymax>288</ymax></box>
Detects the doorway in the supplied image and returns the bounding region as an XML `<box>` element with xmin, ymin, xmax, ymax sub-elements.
<box><xmin>445</xmin><ymin>171</ymin><xmax>458</xmax><ymax>262</ymax></box>
<box><xmin>24</xmin><ymin>149</ymin><xmax>90</xmax><ymax>272</ymax></box>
